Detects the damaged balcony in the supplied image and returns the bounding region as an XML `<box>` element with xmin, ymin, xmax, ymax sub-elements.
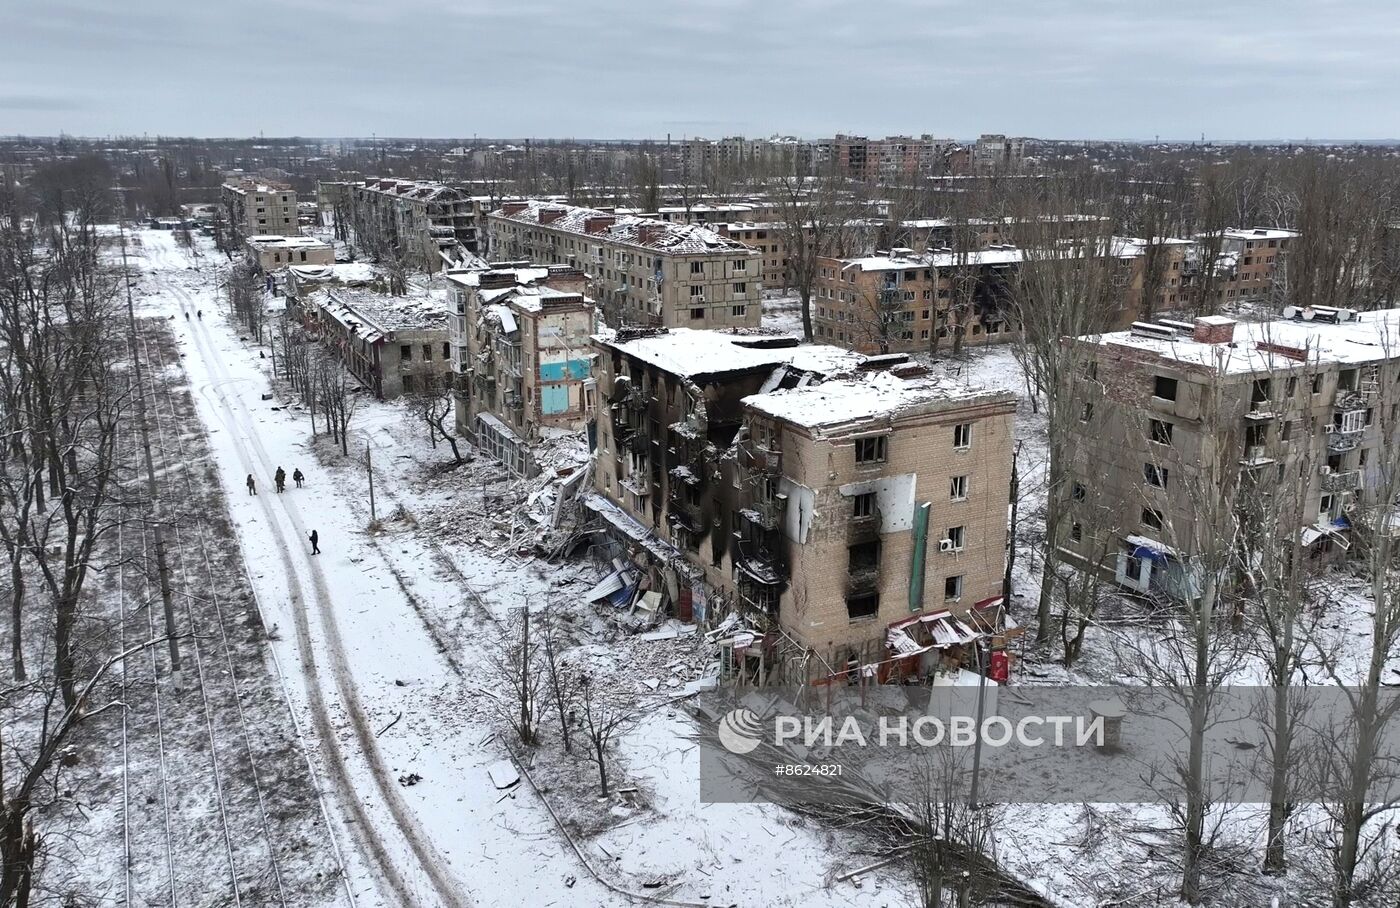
<box><xmin>1321</xmin><ymin>469</ymin><xmax>1360</xmax><ymax>493</ymax></box>
<box><xmin>733</xmin><ymin>531</ymin><xmax>788</xmax><ymax>592</ymax></box>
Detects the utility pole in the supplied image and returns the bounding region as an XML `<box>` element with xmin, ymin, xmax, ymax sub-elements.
<box><xmin>366</xmin><ymin>441</ymin><xmax>376</xmax><ymax>521</ymax></box>
<box><xmin>967</xmin><ymin>638</ymin><xmax>988</xmax><ymax>810</ymax></box>
<box><xmin>119</xmin><ymin>221</ymin><xmax>181</xmax><ymax>674</ymax></box>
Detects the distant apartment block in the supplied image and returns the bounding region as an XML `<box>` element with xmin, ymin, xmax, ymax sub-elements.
<box><xmin>810</xmin><ymin>238</ymin><xmax>1189</xmax><ymax>354</ymax></box>
<box><xmin>486</xmin><ymin>200</ymin><xmax>763</xmax><ymax>330</ymax></box>
<box><xmin>1187</xmin><ymin>227</ymin><xmax>1299</xmax><ymax>308</ymax></box>
<box><xmin>221</xmin><ymin>180</ymin><xmax>298</xmax><ymax>239</ymax></box>
<box><xmin>972</xmin><ymin>134</ymin><xmax>1027</xmax><ymax>173</ymax></box>
<box><xmin>447</xmin><ymin>263</ymin><xmax>595</xmax><ymax>474</ymax></box>
<box><xmin>245</xmin><ymin>234</ymin><xmax>333</xmax><ymax>272</ymax></box>
<box><xmin>1063</xmin><ymin>307</ymin><xmax>1392</xmax><ymax>598</ymax></box>
<box><xmin>350</xmin><ymin>178</ymin><xmax>481</xmax><ymax>272</ymax></box>
<box><xmin>587</xmin><ymin>328</ymin><xmax>1015</xmax><ymax>675</ymax></box>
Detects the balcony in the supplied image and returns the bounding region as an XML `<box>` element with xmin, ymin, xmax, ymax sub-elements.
<box><xmin>746</xmin><ymin>444</ymin><xmax>783</xmax><ymax>475</ymax></box>
<box><xmin>1321</xmin><ymin>469</ymin><xmax>1361</xmax><ymax>493</ymax></box>
<box><xmin>745</xmin><ymin>495</ymin><xmax>787</xmax><ymax>531</ymax></box>
<box><xmin>1336</xmin><ymin>389</ymin><xmax>1376</xmax><ymax>411</ymax></box>
<box><xmin>1326</xmin><ymin>427</ymin><xmax>1362</xmax><ymax>453</ymax></box>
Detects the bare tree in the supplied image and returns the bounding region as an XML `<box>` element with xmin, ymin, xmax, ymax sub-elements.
<box><xmin>1</xmin><ymin>640</ymin><xmax>163</xmax><ymax>906</ymax></box>
<box><xmin>577</xmin><ymin>672</ymin><xmax>635</xmax><ymax>797</ymax></box>
<box><xmin>1008</xmin><ymin>171</ymin><xmax>1129</xmax><ymax>646</ymax></box>
<box><xmin>769</xmin><ymin>168</ymin><xmax>865</xmax><ymax>341</ymax></box>
<box><xmin>487</xmin><ymin>607</ymin><xmax>543</xmax><ymax>747</ymax></box>
<box><xmin>404</xmin><ymin>388</ymin><xmax>465</xmax><ymax>464</ymax></box>
<box><xmin>539</xmin><ymin>616</ymin><xmax>577</xmax><ymax>755</ymax></box>
<box><xmin>1306</xmin><ymin>331</ymin><xmax>1400</xmax><ymax>907</ymax></box>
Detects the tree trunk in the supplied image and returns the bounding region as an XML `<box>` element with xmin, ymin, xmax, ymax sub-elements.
<box><xmin>594</xmin><ymin>740</ymin><xmax>609</xmax><ymax>797</ymax></box>
<box><xmin>9</xmin><ymin>552</ymin><xmax>23</xmax><ymax>681</ymax></box>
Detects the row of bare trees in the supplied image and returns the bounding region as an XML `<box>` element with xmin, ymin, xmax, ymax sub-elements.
<box><xmin>0</xmin><ymin>180</ymin><xmax>154</xmax><ymax>906</ymax></box>
<box><xmin>487</xmin><ymin>607</ymin><xmax>636</xmax><ymax>798</ymax></box>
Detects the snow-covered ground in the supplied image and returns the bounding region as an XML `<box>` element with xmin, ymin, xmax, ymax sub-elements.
<box><xmin>123</xmin><ymin>230</ymin><xmax>916</xmax><ymax>907</ymax></box>
<box><xmin>105</xmin><ymin>231</ymin><xmax>1396</xmax><ymax>907</ymax></box>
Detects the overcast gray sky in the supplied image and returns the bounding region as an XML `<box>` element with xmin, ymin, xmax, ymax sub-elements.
<box><xmin>2</xmin><ymin>0</ymin><xmax>1397</xmax><ymax>141</ymax></box>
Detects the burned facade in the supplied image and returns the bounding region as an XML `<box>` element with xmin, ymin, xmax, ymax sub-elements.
<box><xmin>585</xmin><ymin>328</ymin><xmax>1016</xmax><ymax>680</ymax></box>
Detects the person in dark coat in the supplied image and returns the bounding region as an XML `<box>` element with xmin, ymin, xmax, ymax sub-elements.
<box><xmin>309</xmin><ymin>530</ymin><xmax>320</xmax><ymax>555</ymax></box>
<box><xmin>274</xmin><ymin>466</ymin><xmax>286</xmax><ymax>493</ymax></box>
<box><xmin>292</xmin><ymin>468</ymin><xmax>304</xmax><ymax>488</ymax></box>
<box><xmin>246</xmin><ymin>474</ymin><xmax>256</xmax><ymax>495</ymax></box>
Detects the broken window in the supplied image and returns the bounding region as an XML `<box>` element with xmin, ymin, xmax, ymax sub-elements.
<box><xmin>852</xmin><ymin>492</ymin><xmax>876</xmax><ymax>519</ymax></box>
<box><xmin>400</xmin><ymin>344</ymin><xmax>413</xmax><ymax>361</ymax></box>
<box><xmin>950</xmin><ymin>475</ymin><xmax>969</xmax><ymax>500</ymax></box>
<box><xmin>1153</xmin><ymin>376</ymin><xmax>1178</xmax><ymax>401</ymax></box>
<box><xmin>846</xmin><ymin>593</ymin><xmax>879</xmax><ymax>621</ymax></box>
<box><xmin>1149</xmin><ymin>419</ymin><xmax>1173</xmax><ymax>445</ymax></box>
<box><xmin>945</xmin><ymin>526</ymin><xmax>965</xmax><ymax>550</ymax></box>
<box><xmin>943</xmin><ymin>575</ymin><xmax>963</xmax><ymax>601</ymax></box>
<box><xmin>952</xmin><ymin>423</ymin><xmax>972</xmax><ymax>449</ymax></box>
<box><xmin>1144</xmin><ymin>463</ymin><xmax>1168</xmax><ymax>488</ymax></box>
<box><xmin>849</xmin><ymin>540</ymin><xmax>881</xmax><ymax>574</ymax></box>
<box><xmin>1142</xmin><ymin>508</ymin><xmax>1164</xmax><ymax>531</ymax></box>
<box><xmin>855</xmin><ymin>435</ymin><xmax>887</xmax><ymax>464</ymax></box>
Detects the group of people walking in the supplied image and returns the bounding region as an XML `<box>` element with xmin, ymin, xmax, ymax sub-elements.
<box><xmin>245</xmin><ymin>467</ymin><xmax>318</xmax><ymax>554</ymax></box>
<box><xmin>246</xmin><ymin>466</ymin><xmax>303</xmax><ymax>494</ymax></box>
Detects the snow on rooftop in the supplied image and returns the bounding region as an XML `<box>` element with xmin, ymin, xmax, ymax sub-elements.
<box><xmin>1091</xmin><ymin>309</ymin><xmax>1400</xmax><ymax>374</ymax></box>
<box><xmin>247</xmin><ymin>234</ymin><xmax>329</xmax><ymax>248</ymax></box>
<box><xmin>597</xmin><ymin>328</ymin><xmax>864</xmax><ymax>379</ymax></box>
<box><xmin>492</xmin><ymin>200</ymin><xmax>761</xmax><ymax>257</ymax></box>
<box><xmin>744</xmin><ymin>369</ymin><xmax>1013</xmax><ymax>431</ymax></box>
<box><xmin>325</xmin><ymin>287</ymin><xmax>447</xmax><ymax>333</ymax></box>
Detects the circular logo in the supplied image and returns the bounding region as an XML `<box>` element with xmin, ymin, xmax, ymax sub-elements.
<box><xmin>717</xmin><ymin>708</ymin><xmax>763</xmax><ymax>754</ymax></box>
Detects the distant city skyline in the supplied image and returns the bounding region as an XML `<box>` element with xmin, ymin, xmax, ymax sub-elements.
<box><xmin>3</xmin><ymin>0</ymin><xmax>1398</xmax><ymax>142</ymax></box>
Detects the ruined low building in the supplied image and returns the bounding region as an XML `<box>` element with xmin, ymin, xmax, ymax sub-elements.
<box><xmin>305</xmin><ymin>287</ymin><xmax>450</xmax><ymax>400</ymax></box>
<box><xmin>447</xmin><ymin>263</ymin><xmax>595</xmax><ymax>474</ymax></box>
<box><xmin>586</xmin><ymin>328</ymin><xmax>1016</xmax><ymax>679</ymax></box>
<box><xmin>245</xmin><ymin>234</ymin><xmax>334</xmax><ymax>272</ymax></box>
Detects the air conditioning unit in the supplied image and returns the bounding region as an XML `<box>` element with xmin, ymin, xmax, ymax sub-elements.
<box><xmin>939</xmin><ymin>539</ymin><xmax>955</xmax><ymax>553</ymax></box>
<box><xmin>692</xmin><ymin>294</ymin><xmax>706</xmax><ymax>304</ymax></box>
<box><xmin>1320</xmin><ymin>465</ymin><xmax>1333</xmax><ymax>475</ymax></box>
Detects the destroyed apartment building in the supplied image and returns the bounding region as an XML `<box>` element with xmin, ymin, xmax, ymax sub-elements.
<box><xmin>302</xmin><ymin>285</ymin><xmax>450</xmax><ymax>399</ymax></box>
<box><xmin>1062</xmin><ymin>308</ymin><xmax>1398</xmax><ymax>599</ymax></box>
<box><xmin>583</xmin><ymin>327</ymin><xmax>1017</xmax><ymax>683</ymax></box>
<box><xmin>447</xmin><ymin>262</ymin><xmax>596</xmax><ymax>475</ymax></box>
<box><xmin>486</xmin><ymin>200</ymin><xmax>764</xmax><ymax>330</ymax></box>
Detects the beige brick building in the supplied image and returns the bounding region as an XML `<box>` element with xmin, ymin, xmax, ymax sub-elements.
<box><xmin>1062</xmin><ymin>307</ymin><xmax>1392</xmax><ymax>598</ymax></box>
<box><xmin>1187</xmin><ymin>227</ymin><xmax>1299</xmax><ymax>309</ymax></box>
<box><xmin>587</xmin><ymin>328</ymin><xmax>1015</xmax><ymax>678</ymax></box>
<box><xmin>304</xmin><ymin>287</ymin><xmax>450</xmax><ymax>400</ymax></box>
<box><xmin>221</xmin><ymin>179</ymin><xmax>298</xmax><ymax>239</ymax></box>
<box><xmin>245</xmin><ymin>234</ymin><xmax>334</xmax><ymax>272</ymax></box>
<box><xmin>486</xmin><ymin>201</ymin><xmax>763</xmax><ymax>330</ymax></box>
<box><xmin>447</xmin><ymin>263</ymin><xmax>595</xmax><ymax>474</ymax></box>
